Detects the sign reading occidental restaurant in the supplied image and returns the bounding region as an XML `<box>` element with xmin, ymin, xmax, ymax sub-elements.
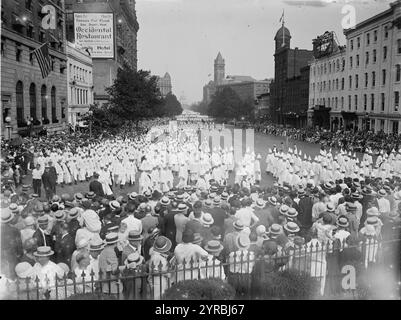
<box><xmin>74</xmin><ymin>13</ymin><xmax>114</xmax><ymax>58</ymax></box>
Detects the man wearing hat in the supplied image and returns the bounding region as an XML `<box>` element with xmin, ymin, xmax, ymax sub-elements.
<box><xmin>253</xmin><ymin>198</ymin><xmax>275</xmax><ymax>229</ymax></box>
<box><xmin>32</xmin><ymin>215</ymin><xmax>54</xmax><ymax>254</ymax></box>
<box><xmin>99</xmin><ymin>233</ymin><xmax>122</xmax><ymax>295</ymax></box>
<box><xmin>54</xmin><ymin>222</ymin><xmax>75</xmax><ymax>266</ymax></box>
<box><xmin>377</xmin><ymin>189</ymin><xmax>391</xmax><ymax>216</ymax></box>
<box><xmin>207</xmin><ymin>196</ymin><xmax>226</xmax><ymax>237</ymax></box>
<box><xmin>32</xmin><ymin>163</ymin><xmax>43</xmax><ymax>197</ymax></box>
<box><xmin>42</xmin><ymin>161</ymin><xmax>57</xmax><ymax>201</ymax></box>
<box><xmin>88</xmin><ymin>238</ymin><xmax>105</xmax><ymax>281</ymax></box>
<box><xmin>235</xmin><ymin>199</ymin><xmax>259</xmax><ymax>229</ymax></box>
<box><xmin>122</xmin><ymin>230</ymin><xmax>144</xmax><ymax>265</ymax></box>
<box><xmin>121</xmin><ymin>252</ymin><xmax>146</xmax><ymax>300</ymax></box>
<box><xmin>200</xmin><ymin>240</ymin><xmax>226</xmax><ymax>280</ymax></box>
<box><xmin>32</xmin><ymin>246</ymin><xmax>63</xmax><ymax>289</ymax></box>
<box><xmin>174</xmin><ymin>203</ymin><xmax>189</xmax><ymax>244</ymax></box>
<box><xmin>121</xmin><ymin>203</ymin><xmax>143</xmax><ymax>237</ymax></box>
<box><xmin>1</xmin><ymin>209</ymin><xmax>23</xmax><ymax>278</ymax></box>
<box><xmin>148</xmin><ymin>236</ymin><xmax>172</xmax><ymax>300</ymax></box>
<box><xmin>223</xmin><ymin>220</ymin><xmax>245</xmax><ymax>254</ymax></box>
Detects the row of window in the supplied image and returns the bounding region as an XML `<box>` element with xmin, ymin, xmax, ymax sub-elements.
<box><xmin>311</xmin><ymin>91</ymin><xmax>400</xmax><ymax>112</ymax></box>
<box><xmin>15</xmin><ymin>81</ymin><xmax>65</xmax><ymax>126</ymax></box>
<box><xmin>312</xmin><ymin>65</ymin><xmax>401</xmax><ymax>92</ymax></box>
<box><xmin>349</xmin><ymin>42</ymin><xmax>401</xmax><ymax>68</ymax></box>
<box><xmin>349</xmin><ymin>27</ymin><xmax>389</xmax><ymax>51</ymax></box>
<box><xmin>312</xmin><ymin>58</ymin><xmax>345</xmax><ymax>76</ymax></box>
<box><xmin>69</xmin><ymin>63</ymin><xmax>92</xmax><ymax>84</ymax></box>
<box><xmin>1</xmin><ymin>42</ymin><xmax>66</xmax><ymax>74</ymax></box>
<box><xmin>71</xmin><ymin>88</ymin><xmax>91</xmax><ymax>105</ymax></box>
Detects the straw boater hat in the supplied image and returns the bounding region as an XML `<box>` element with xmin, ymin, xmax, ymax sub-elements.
<box><xmin>233</xmin><ymin>220</ymin><xmax>245</xmax><ymax>231</ymax></box>
<box><xmin>213</xmin><ymin>196</ymin><xmax>221</xmax><ymax>206</ymax></box>
<box><xmin>255</xmin><ymin>199</ymin><xmax>266</xmax><ymax>209</ymax></box>
<box><xmin>34</xmin><ymin>246</ymin><xmax>54</xmax><ymax>257</ymax></box>
<box><xmin>267</xmin><ymin>196</ymin><xmax>278</xmax><ymax>206</ymax></box>
<box><xmin>86</xmin><ymin>191</ymin><xmax>96</xmax><ymax>200</ymax></box>
<box><xmin>177</xmin><ymin>203</ymin><xmax>188</xmax><ymax>213</ymax></box>
<box><xmin>1</xmin><ymin>209</ymin><xmax>14</xmax><ymax>224</ymax></box>
<box><xmin>366</xmin><ymin>207</ymin><xmax>380</xmax><ymax>217</ymax></box>
<box><xmin>200</xmin><ymin>213</ymin><xmax>214</xmax><ymax>226</ymax></box>
<box><xmin>204</xmin><ymin>240</ymin><xmax>224</xmax><ymax>253</ymax></box>
<box><xmin>74</xmin><ymin>193</ymin><xmax>84</xmax><ymax>201</ymax></box>
<box><xmin>24</xmin><ymin>216</ymin><xmax>35</xmax><ymax>227</ymax></box>
<box><xmin>105</xmin><ymin>233</ymin><xmax>119</xmax><ymax>245</ymax></box>
<box><xmin>351</xmin><ymin>192</ymin><xmax>363</xmax><ymax>200</ymax></box>
<box><xmin>125</xmin><ymin>252</ymin><xmax>144</xmax><ymax>268</ymax></box>
<box><xmin>9</xmin><ymin>203</ymin><xmax>19</xmax><ymax>213</ymax></box>
<box><xmin>153</xmin><ymin>236</ymin><xmax>172</xmax><ymax>253</ymax></box>
<box><xmin>283</xmin><ymin>222</ymin><xmax>300</xmax><ymax>234</ymax></box>
<box><xmin>279</xmin><ymin>204</ymin><xmax>289</xmax><ymax>215</ymax></box>
<box><xmin>268</xmin><ymin>224</ymin><xmax>283</xmax><ymax>237</ymax></box>
<box><xmin>285</xmin><ymin>207</ymin><xmax>298</xmax><ymax>218</ymax></box>
<box><xmin>37</xmin><ymin>215</ymin><xmax>49</xmax><ymax>225</ymax></box>
<box><xmin>204</xmin><ymin>199</ymin><xmax>213</xmax><ymax>208</ymax></box>
<box><xmin>54</xmin><ymin>210</ymin><xmax>66</xmax><ymax>221</ymax></box>
<box><xmin>365</xmin><ymin>216</ymin><xmax>379</xmax><ymax>226</ymax></box>
<box><xmin>68</xmin><ymin>208</ymin><xmax>79</xmax><ymax>219</ymax></box>
<box><xmin>346</xmin><ymin>203</ymin><xmax>357</xmax><ymax>212</ymax></box>
<box><xmin>336</xmin><ymin>215</ymin><xmax>349</xmax><ymax>228</ymax></box>
<box><xmin>160</xmin><ymin>196</ymin><xmax>171</xmax><ymax>206</ymax></box>
<box><xmin>109</xmin><ymin>200</ymin><xmax>120</xmax><ymax>211</ymax></box>
<box><xmin>298</xmin><ymin>189</ymin><xmax>306</xmax><ymax>197</ymax></box>
<box><xmin>377</xmin><ymin>189</ymin><xmax>387</xmax><ymax>197</ymax></box>
<box><xmin>326</xmin><ymin>203</ymin><xmax>335</xmax><ymax>213</ymax></box>
<box><xmin>236</xmin><ymin>233</ymin><xmax>251</xmax><ymax>250</ymax></box>
<box><xmin>129</xmin><ymin>192</ymin><xmax>138</xmax><ymax>201</ymax></box>
<box><xmin>221</xmin><ymin>192</ymin><xmax>229</xmax><ymax>201</ymax></box>
<box><xmin>89</xmin><ymin>238</ymin><xmax>105</xmax><ymax>251</ymax></box>
<box><xmin>128</xmin><ymin>230</ymin><xmax>144</xmax><ymax>241</ymax></box>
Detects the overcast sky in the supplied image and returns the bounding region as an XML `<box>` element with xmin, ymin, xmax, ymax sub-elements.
<box><xmin>136</xmin><ymin>0</ymin><xmax>392</xmax><ymax>105</ymax></box>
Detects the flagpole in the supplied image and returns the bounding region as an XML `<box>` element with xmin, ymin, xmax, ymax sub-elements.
<box><xmin>282</xmin><ymin>10</ymin><xmax>285</xmax><ymax>47</ymax></box>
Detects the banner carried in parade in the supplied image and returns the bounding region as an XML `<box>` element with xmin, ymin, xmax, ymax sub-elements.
<box><xmin>74</xmin><ymin>13</ymin><xmax>114</xmax><ymax>58</ymax></box>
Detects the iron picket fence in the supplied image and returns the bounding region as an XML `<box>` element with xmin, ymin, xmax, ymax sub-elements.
<box><xmin>5</xmin><ymin>237</ymin><xmax>400</xmax><ymax>300</ymax></box>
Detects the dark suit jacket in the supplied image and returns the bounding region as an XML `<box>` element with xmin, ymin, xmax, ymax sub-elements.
<box><xmin>298</xmin><ymin>196</ymin><xmax>314</xmax><ymax>228</ymax></box>
<box><xmin>208</xmin><ymin>207</ymin><xmax>226</xmax><ymax>234</ymax></box>
<box><xmin>33</xmin><ymin>228</ymin><xmax>54</xmax><ymax>249</ymax></box>
<box><xmin>163</xmin><ymin>211</ymin><xmax>177</xmax><ymax>246</ymax></box>
<box><xmin>89</xmin><ymin>180</ymin><xmax>105</xmax><ymax>197</ymax></box>
<box><xmin>1</xmin><ymin>223</ymin><xmax>23</xmax><ymax>277</ymax></box>
<box><xmin>54</xmin><ymin>233</ymin><xmax>75</xmax><ymax>266</ymax></box>
<box><xmin>68</xmin><ymin>219</ymin><xmax>81</xmax><ymax>240</ymax></box>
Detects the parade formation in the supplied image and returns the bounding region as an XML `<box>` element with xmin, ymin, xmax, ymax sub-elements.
<box><xmin>1</xmin><ymin>117</ymin><xmax>400</xmax><ymax>300</ymax></box>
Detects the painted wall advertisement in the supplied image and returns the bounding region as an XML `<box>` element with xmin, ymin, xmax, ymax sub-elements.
<box><xmin>74</xmin><ymin>13</ymin><xmax>114</xmax><ymax>58</ymax></box>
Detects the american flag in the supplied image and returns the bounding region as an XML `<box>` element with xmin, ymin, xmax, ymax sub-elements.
<box><xmin>32</xmin><ymin>43</ymin><xmax>51</xmax><ymax>78</ymax></box>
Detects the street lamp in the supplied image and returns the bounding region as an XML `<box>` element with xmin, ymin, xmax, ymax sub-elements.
<box><xmin>5</xmin><ymin>116</ymin><xmax>12</xmax><ymax>140</ymax></box>
<box><xmin>88</xmin><ymin>110</ymin><xmax>93</xmax><ymax>138</ymax></box>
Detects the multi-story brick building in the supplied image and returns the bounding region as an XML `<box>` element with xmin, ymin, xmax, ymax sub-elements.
<box><xmin>65</xmin><ymin>0</ymin><xmax>139</xmax><ymax>106</ymax></box>
<box><xmin>1</xmin><ymin>0</ymin><xmax>68</xmax><ymax>139</ymax></box>
<box><xmin>216</xmin><ymin>78</ymin><xmax>272</xmax><ymax>103</ymax></box>
<box><xmin>270</xmin><ymin>23</ymin><xmax>314</xmax><ymax>127</ymax></box>
<box><xmin>341</xmin><ymin>0</ymin><xmax>401</xmax><ymax>134</ymax></box>
<box><xmin>66</xmin><ymin>41</ymin><xmax>93</xmax><ymax>128</ymax></box>
<box><xmin>307</xmin><ymin>32</ymin><xmax>347</xmax><ymax>130</ymax></box>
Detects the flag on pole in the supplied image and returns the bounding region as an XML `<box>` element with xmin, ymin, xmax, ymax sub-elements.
<box><xmin>279</xmin><ymin>10</ymin><xmax>284</xmax><ymax>23</ymax></box>
<box><xmin>32</xmin><ymin>43</ymin><xmax>51</xmax><ymax>79</ymax></box>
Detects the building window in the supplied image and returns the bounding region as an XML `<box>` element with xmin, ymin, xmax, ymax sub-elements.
<box><xmin>396</xmin><ymin>64</ymin><xmax>401</xmax><ymax>82</ymax></box>
<box><xmin>371</xmin><ymin>94</ymin><xmax>374</xmax><ymax>111</ymax></box>
<box><xmin>336</xmin><ymin>79</ymin><xmax>338</xmax><ymax>90</ymax></box>
<box><xmin>372</xmin><ymin>71</ymin><xmax>376</xmax><ymax>87</ymax></box>
<box><xmin>365</xmin><ymin>52</ymin><xmax>369</xmax><ymax>65</ymax></box>
<box><xmin>342</xmin><ymin>59</ymin><xmax>345</xmax><ymax>71</ymax></box>
<box><xmin>29</xmin><ymin>83</ymin><xmax>36</xmax><ymax>120</ymax></box>
<box><xmin>398</xmin><ymin>39</ymin><xmax>401</xmax><ymax>54</ymax></box>
<box><xmin>27</xmin><ymin>25</ymin><xmax>34</xmax><ymax>38</ymax></box>
<box><xmin>341</xmin><ymin>78</ymin><xmax>344</xmax><ymax>90</ymax></box>
<box><xmin>61</xmin><ymin>101</ymin><xmax>65</xmax><ymax>119</ymax></box>
<box><xmin>349</xmin><ymin>57</ymin><xmax>353</xmax><ymax>68</ymax></box>
<box><xmin>51</xmin><ymin>86</ymin><xmax>56</xmax><ymax>122</ymax></box>
<box><xmin>16</xmin><ymin>81</ymin><xmax>24</xmax><ymax>125</ymax></box>
<box><xmin>336</xmin><ymin>59</ymin><xmax>340</xmax><ymax>71</ymax></box>
<box><xmin>382</xmin><ymin>69</ymin><xmax>386</xmax><ymax>85</ymax></box>
<box><xmin>41</xmin><ymin>85</ymin><xmax>47</xmax><ymax>120</ymax></box>
<box><xmin>29</xmin><ymin>53</ymin><xmax>34</xmax><ymax>65</ymax></box>
<box><xmin>383</xmin><ymin>46</ymin><xmax>387</xmax><ymax>60</ymax></box>
<box><xmin>355</xmin><ymin>75</ymin><xmax>358</xmax><ymax>89</ymax></box>
<box><xmin>324</xmin><ymin>63</ymin><xmax>327</xmax><ymax>74</ymax></box>
<box><xmin>384</xmin><ymin>26</ymin><xmax>388</xmax><ymax>39</ymax></box>
<box><xmin>39</xmin><ymin>31</ymin><xmax>45</xmax><ymax>43</ymax></box>
<box><xmin>366</xmin><ymin>33</ymin><xmax>370</xmax><ymax>45</ymax></box>
<box><xmin>395</xmin><ymin>91</ymin><xmax>400</xmax><ymax>111</ymax></box>
<box><xmin>380</xmin><ymin>120</ymin><xmax>385</xmax><ymax>131</ymax></box>
<box><xmin>350</xmin><ymin>39</ymin><xmax>353</xmax><ymax>50</ymax></box>
<box><xmin>341</xmin><ymin>97</ymin><xmax>344</xmax><ymax>108</ymax></box>
<box><xmin>328</xmin><ymin>98</ymin><xmax>331</xmax><ymax>108</ymax></box>
<box><xmin>356</xmin><ymin>54</ymin><xmax>359</xmax><ymax>66</ymax></box>
<box><xmin>357</xmin><ymin>37</ymin><xmax>360</xmax><ymax>48</ymax></box>
<box><xmin>374</xmin><ymin>30</ymin><xmax>377</xmax><ymax>42</ymax></box>
<box><xmin>364</xmin><ymin>94</ymin><xmax>367</xmax><ymax>111</ymax></box>
<box><xmin>365</xmin><ymin>73</ymin><xmax>368</xmax><ymax>87</ymax></box>
<box><xmin>16</xmin><ymin>46</ymin><xmax>22</xmax><ymax>62</ymax></box>
<box><xmin>354</xmin><ymin>95</ymin><xmax>358</xmax><ymax>110</ymax></box>
<box><xmin>381</xmin><ymin>93</ymin><xmax>385</xmax><ymax>111</ymax></box>
<box><xmin>348</xmin><ymin>95</ymin><xmax>351</xmax><ymax>110</ymax></box>
<box><xmin>373</xmin><ymin>49</ymin><xmax>376</xmax><ymax>63</ymax></box>
<box><xmin>349</xmin><ymin>76</ymin><xmax>352</xmax><ymax>89</ymax></box>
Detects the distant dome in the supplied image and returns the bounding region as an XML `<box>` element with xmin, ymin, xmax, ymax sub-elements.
<box><xmin>274</xmin><ymin>25</ymin><xmax>291</xmax><ymax>40</ymax></box>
